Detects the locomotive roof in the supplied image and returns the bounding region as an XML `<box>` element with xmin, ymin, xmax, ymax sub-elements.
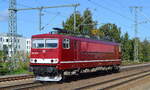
<box><xmin>32</xmin><ymin>33</ymin><xmax>120</xmax><ymax>46</ymax></box>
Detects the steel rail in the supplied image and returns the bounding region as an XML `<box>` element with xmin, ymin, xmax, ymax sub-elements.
<box><xmin>0</xmin><ymin>74</ymin><xmax>34</xmax><ymax>82</ymax></box>
<box><xmin>74</xmin><ymin>69</ymin><xmax>150</xmax><ymax>90</ymax></box>
<box><xmin>0</xmin><ymin>63</ymin><xmax>150</xmax><ymax>89</ymax></box>
<box><xmin>0</xmin><ymin>81</ymin><xmax>42</xmax><ymax>90</ymax></box>
<box><xmin>102</xmin><ymin>72</ymin><xmax>150</xmax><ymax>90</ymax></box>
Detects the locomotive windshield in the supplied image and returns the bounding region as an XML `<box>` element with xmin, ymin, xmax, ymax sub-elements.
<box><xmin>45</xmin><ymin>39</ymin><xmax>58</xmax><ymax>48</ymax></box>
<box><xmin>32</xmin><ymin>38</ymin><xmax>58</xmax><ymax>48</ymax></box>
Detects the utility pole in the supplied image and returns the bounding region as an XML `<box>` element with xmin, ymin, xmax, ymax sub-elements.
<box><xmin>8</xmin><ymin>0</ymin><xmax>17</xmax><ymax>69</ymax></box>
<box><xmin>73</xmin><ymin>5</ymin><xmax>77</xmax><ymax>32</ymax></box>
<box><xmin>130</xmin><ymin>6</ymin><xmax>142</xmax><ymax>62</ymax></box>
<box><xmin>9</xmin><ymin>0</ymin><xmax>17</xmax><ymax>56</ymax></box>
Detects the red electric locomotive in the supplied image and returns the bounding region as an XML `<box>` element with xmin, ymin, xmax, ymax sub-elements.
<box><xmin>30</xmin><ymin>28</ymin><xmax>121</xmax><ymax>81</ymax></box>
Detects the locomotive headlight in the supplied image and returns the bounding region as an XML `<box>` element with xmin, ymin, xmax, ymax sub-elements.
<box><xmin>34</xmin><ymin>59</ymin><xmax>37</xmax><ymax>63</ymax></box>
<box><xmin>30</xmin><ymin>59</ymin><xmax>37</xmax><ymax>63</ymax></box>
<box><xmin>55</xmin><ymin>58</ymin><xmax>59</xmax><ymax>63</ymax></box>
<box><xmin>51</xmin><ymin>59</ymin><xmax>54</xmax><ymax>63</ymax></box>
<box><xmin>51</xmin><ymin>58</ymin><xmax>58</xmax><ymax>63</ymax></box>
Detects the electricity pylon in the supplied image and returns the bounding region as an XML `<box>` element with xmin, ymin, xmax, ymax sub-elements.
<box><xmin>130</xmin><ymin>6</ymin><xmax>142</xmax><ymax>62</ymax></box>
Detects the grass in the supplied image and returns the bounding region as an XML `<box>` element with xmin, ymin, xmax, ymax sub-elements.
<box><xmin>7</xmin><ymin>68</ymin><xmax>33</xmax><ymax>75</ymax></box>
<box><xmin>9</xmin><ymin>69</ymin><xmax>28</xmax><ymax>74</ymax></box>
<box><xmin>0</xmin><ymin>61</ymin><xmax>32</xmax><ymax>75</ymax></box>
<box><xmin>121</xmin><ymin>60</ymin><xmax>150</xmax><ymax>66</ymax></box>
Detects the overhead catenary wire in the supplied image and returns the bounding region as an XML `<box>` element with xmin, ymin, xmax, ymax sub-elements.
<box><xmin>6</xmin><ymin>1</ymin><xmax>78</xmax><ymax>31</ymax></box>
<box><xmin>88</xmin><ymin>0</ymin><xmax>134</xmax><ymax>22</ymax></box>
<box><xmin>75</xmin><ymin>8</ymin><xmax>97</xmax><ymax>31</ymax></box>
<box><xmin>114</xmin><ymin>0</ymin><xmax>127</xmax><ymax>9</ymax></box>
<box><xmin>11</xmin><ymin>3</ymin><xmax>79</xmax><ymax>31</ymax></box>
<box><xmin>14</xmin><ymin>2</ymin><xmax>67</xmax><ymax>17</ymax></box>
<box><xmin>138</xmin><ymin>11</ymin><xmax>150</xmax><ymax>24</ymax></box>
<box><xmin>41</xmin><ymin>12</ymin><xmax>61</xmax><ymax>30</ymax></box>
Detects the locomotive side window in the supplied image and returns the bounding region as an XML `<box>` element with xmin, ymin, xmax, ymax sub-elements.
<box><xmin>63</xmin><ymin>38</ymin><xmax>70</xmax><ymax>49</ymax></box>
<box><xmin>45</xmin><ymin>39</ymin><xmax>58</xmax><ymax>48</ymax></box>
<box><xmin>32</xmin><ymin>39</ymin><xmax>45</xmax><ymax>48</ymax></box>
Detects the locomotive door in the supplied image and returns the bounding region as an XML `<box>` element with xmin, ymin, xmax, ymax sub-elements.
<box><xmin>74</xmin><ymin>40</ymin><xmax>79</xmax><ymax>60</ymax></box>
<box><xmin>114</xmin><ymin>46</ymin><xmax>119</xmax><ymax>58</ymax></box>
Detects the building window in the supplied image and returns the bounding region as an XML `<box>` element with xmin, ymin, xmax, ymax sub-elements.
<box><xmin>27</xmin><ymin>41</ymin><xmax>30</xmax><ymax>44</ymax></box>
<box><xmin>18</xmin><ymin>45</ymin><xmax>20</xmax><ymax>49</ymax></box>
<box><xmin>6</xmin><ymin>39</ymin><xmax>9</xmax><ymax>42</ymax></box>
<box><xmin>0</xmin><ymin>38</ymin><xmax>2</xmax><ymax>42</ymax></box>
<box><xmin>63</xmin><ymin>38</ymin><xmax>70</xmax><ymax>49</ymax></box>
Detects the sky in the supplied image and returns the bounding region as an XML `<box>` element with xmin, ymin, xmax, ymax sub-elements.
<box><xmin>0</xmin><ymin>0</ymin><xmax>150</xmax><ymax>40</ymax></box>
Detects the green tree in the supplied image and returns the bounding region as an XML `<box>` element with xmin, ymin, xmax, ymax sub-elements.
<box><xmin>141</xmin><ymin>39</ymin><xmax>150</xmax><ymax>62</ymax></box>
<box><xmin>0</xmin><ymin>48</ymin><xmax>7</xmax><ymax>62</ymax></box>
<box><xmin>63</xmin><ymin>11</ymin><xmax>83</xmax><ymax>34</ymax></box>
<box><xmin>3</xmin><ymin>45</ymin><xmax>8</xmax><ymax>61</ymax></box>
<box><xmin>63</xmin><ymin>9</ymin><xmax>96</xmax><ymax>35</ymax></box>
<box><xmin>129</xmin><ymin>39</ymin><xmax>134</xmax><ymax>61</ymax></box>
<box><xmin>121</xmin><ymin>32</ymin><xmax>132</xmax><ymax>61</ymax></box>
<box><xmin>131</xmin><ymin>38</ymin><xmax>144</xmax><ymax>62</ymax></box>
<box><xmin>138</xmin><ymin>39</ymin><xmax>144</xmax><ymax>62</ymax></box>
<box><xmin>99</xmin><ymin>23</ymin><xmax>121</xmax><ymax>42</ymax></box>
<box><xmin>82</xmin><ymin>8</ymin><xmax>97</xmax><ymax>34</ymax></box>
<box><xmin>0</xmin><ymin>51</ymin><xmax>4</xmax><ymax>62</ymax></box>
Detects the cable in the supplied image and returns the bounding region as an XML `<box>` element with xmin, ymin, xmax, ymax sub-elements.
<box><xmin>114</xmin><ymin>0</ymin><xmax>127</xmax><ymax>9</ymax></box>
<box><xmin>43</xmin><ymin>10</ymin><xmax>66</xmax><ymax>17</ymax></box>
<box><xmin>15</xmin><ymin>2</ymin><xmax>69</xmax><ymax>18</ymax></box>
<box><xmin>138</xmin><ymin>11</ymin><xmax>150</xmax><ymax>24</ymax></box>
<box><xmin>88</xmin><ymin>0</ymin><xmax>133</xmax><ymax>21</ymax></box>
<box><xmin>41</xmin><ymin>12</ymin><xmax>60</xmax><ymax>30</ymax></box>
<box><xmin>75</xmin><ymin>8</ymin><xmax>97</xmax><ymax>30</ymax></box>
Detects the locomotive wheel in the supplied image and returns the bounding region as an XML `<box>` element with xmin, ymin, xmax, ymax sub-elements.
<box><xmin>112</xmin><ymin>65</ymin><xmax>120</xmax><ymax>73</ymax></box>
<box><xmin>76</xmin><ymin>69</ymin><xmax>81</xmax><ymax>75</ymax></box>
<box><xmin>58</xmin><ymin>71</ymin><xmax>66</xmax><ymax>83</ymax></box>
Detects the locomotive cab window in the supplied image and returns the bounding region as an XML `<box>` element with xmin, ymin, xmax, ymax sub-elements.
<box><xmin>32</xmin><ymin>39</ymin><xmax>45</xmax><ymax>48</ymax></box>
<box><xmin>63</xmin><ymin>38</ymin><xmax>70</xmax><ymax>49</ymax></box>
<box><xmin>32</xmin><ymin>38</ymin><xmax>58</xmax><ymax>48</ymax></box>
<box><xmin>45</xmin><ymin>39</ymin><xmax>58</xmax><ymax>48</ymax></box>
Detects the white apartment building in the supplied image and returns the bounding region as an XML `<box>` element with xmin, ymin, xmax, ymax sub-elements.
<box><xmin>0</xmin><ymin>33</ymin><xmax>31</xmax><ymax>57</ymax></box>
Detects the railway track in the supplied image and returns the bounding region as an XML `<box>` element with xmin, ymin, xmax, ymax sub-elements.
<box><xmin>0</xmin><ymin>81</ymin><xmax>43</xmax><ymax>90</ymax></box>
<box><xmin>0</xmin><ymin>63</ymin><xmax>150</xmax><ymax>90</ymax></box>
<box><xmin>0</xmin><ymin>63</ymin><xmax>149</xmax><ymax>83</ymax></box>
<box><xmin>74</xmin><ymin>68</ymin><xmax>150</xmax><ymax>90</ymax></box>
<box><xmin>0</xmin><ymin>74</ymin><xmax>34</xmax><ymax>82</ymax></box>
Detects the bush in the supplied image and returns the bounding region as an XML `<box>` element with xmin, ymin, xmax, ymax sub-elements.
<box><xmin>0</xmin><ymin>62</ymin><xmax>11</xmax><ymax>75</ymax></box>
